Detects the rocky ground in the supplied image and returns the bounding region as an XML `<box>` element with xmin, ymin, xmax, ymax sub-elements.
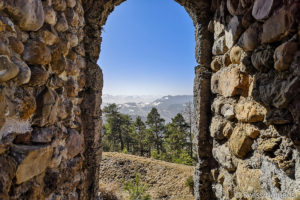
<box><xmin>99</xmin><ymin>152</ymin><xmax>194</xmax><ymax>200</ymax></box>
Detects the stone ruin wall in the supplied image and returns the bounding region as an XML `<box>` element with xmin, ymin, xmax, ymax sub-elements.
<box><xmin>205</xmin><ymin>0</ymin><xmax>300</xmax><ymax>199</ymax></box>
<box><xmin>0</xmin><ymin>0</ymin><xmax>299</xmax><ymax>200</ymax></box>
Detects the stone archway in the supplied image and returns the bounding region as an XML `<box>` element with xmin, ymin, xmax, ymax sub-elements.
<box><xmin>81</xmin><ymin>1</ymin><xmax>214</xmax><ymax>199</ymax></box>
<box><xmin>0</xmin><ymin>0</ymin><xmax>299</xmax><ymax>199</ymax></box>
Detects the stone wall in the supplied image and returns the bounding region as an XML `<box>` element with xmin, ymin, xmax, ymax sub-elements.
<box><xmin>0</xmin><ymin>0</ymin><xmax>299</xmax><ymax>200</ymax></box>
<box><xmin>208</xmin><ymin>0</ymin><xmax>300</xmax><ymax>199</ymax></box>
<box><xmin>0</xmin><ymin>0</ymin><xmax>89</xmax><ymax>199</ymax></box>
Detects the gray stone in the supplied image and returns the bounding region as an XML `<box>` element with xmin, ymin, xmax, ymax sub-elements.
<box><xmin>212</xmin><ymin>143</ymin><xmax>236</xmax><ymax>172</ymax></box>
<box><xmin>221</xmin><ymin>103</ymin><xmax>235</xmax><ymax>120</ymax></box>
<box><xmin>225</xmin><ymin>16</ymin><xmax>243</xmax><ymax>49</ymax></box>
<box><xmin>252</xmin><ymin>0</ymin><xmax>275</xmax><ymax>21</ymax></box>
<box><xmin>210</xmin><ymin>115</ymin><xmax>227</xmax><ymax>140</ymax></box>
<box><xmin>212</xmin><ymin>36</ymin><xmax>228</xmax><ymax>55</ymax></box>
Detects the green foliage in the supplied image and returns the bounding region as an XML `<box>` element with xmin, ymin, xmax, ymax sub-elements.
<box><xmin>102</xmin><ymin>105</ymin><xmax>195</xmax><ymax>166</ymax></box>
<box><xmin>146</xmin><ymin>108</ymin><xmax>165</xmax><ymax>154</ymax></box>
<box><xmin>122</xmin><ymin>148</ymin><xmax>128</xmax><ymax>154</ymax></box>
<box><xmin>123</xmin><ymin>174</ymin><xmax>151</xmax><ymax>200</ymax></box>
<box><xmin>185</xmin><ymin>176</ymin><xmax>194</xmax><ymax>193</ymax></box>
<box><xmin>173</xmin><ymin>150</ymin><xmax>194</xmax><ymax>165</ymax></box>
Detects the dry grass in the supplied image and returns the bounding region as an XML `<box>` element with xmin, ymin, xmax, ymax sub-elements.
<box><xmin>99</xmin><ymin>152</ymin><xmax>194</xmax><ymax>200</ymax></box>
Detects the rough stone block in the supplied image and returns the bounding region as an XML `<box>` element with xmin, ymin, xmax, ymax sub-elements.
<box><xmin>11</xmin><ymin>145</ymin><xmax>53</xmax><ymax>184</ymax></box>
<box><xmin>235</xmin><ymin>97</ymin><xmax>267</xmax><ymax>123</ymax></box>
<box><xmin>211</xmin><ymin>65</ymin><xmax>249</xmax><ymax>97</ymax></box>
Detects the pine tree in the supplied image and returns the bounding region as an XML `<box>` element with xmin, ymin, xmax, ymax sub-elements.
<box><xmin>146</xmin><ymin>108</ymin><xmax>165</xmax><ymax>154</ymax></box>
<box><xmin>133</xmin><ymin>116</ymin><xmax>147</xmax><ymax>156</ymax></box>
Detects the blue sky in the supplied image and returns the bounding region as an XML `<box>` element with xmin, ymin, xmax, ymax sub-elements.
<box><xmin>98</xmin><ymin>0</ymin><xmax>196</xmax><ymax>96</ymax></box>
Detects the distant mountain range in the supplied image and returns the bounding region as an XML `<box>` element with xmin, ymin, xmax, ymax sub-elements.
<box><xmin>102</xmin><ymin>95</ymin><xmax>193</xmax><ymax>123</ymax></box>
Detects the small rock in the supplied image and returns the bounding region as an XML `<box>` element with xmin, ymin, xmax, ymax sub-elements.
<box><xmin>225</xmin><ymin>16</ymin><xmax>243</xmax><ymax>49</ymax></box>
<box><xmin>28</xmin><ymin>66</ymin><xmax>49</xmax><ymax>86</ymax></box>
<box><xmin>11</xmin><ymin>145</ymin><xmax>53</xmax><ymax>184</ymax></box>
<box><xmin>44</xmin><ymin>6</ymin><xmax>57</xmax><ymax>26</ymax></box>
<box><xmin>0</xmin><ymin>38</ymin><xmax>11</xmax><ymax>56</ymax></box>
<box><xmin>258</xmin><ymin>138</ymin><xmax>281</xmax><ymax>152</ymax></box>
<box><xmin>221</xmin><ymin>103</ymin><xmax>235</xmax><ymax>120</ymax></box>
<box><xmin>213</xmin><ymin>144</ymin><xmax>236</xmax><ymax>172</ymax></box>
<box><xmin>235</xmin><ymin>97</ymin><xmax>267</xmax><ymax>123</ymax></box>
<box><xmin>251</xmin><ymin>45</ymin><xmax>274</xmax><ymax>72</ymax></box>
<box><xmin>229</xmin><ymin>128</ymin><xmax>253</xmax><ymax>158</ymax></box>
<box><xmin>210</xmin><ymin>115</ymin><xmax>227</xmax><ymax>140</ymax></box>
<box><xmin>238</xmin><ymin>22</ymin><xmax>261</xmax><ymax>51</ymax></box>
<box><xmin>66</xmin><ymin>78</ymin><xmax>78</xmax><ymax>97</ymax></box>
<box><xmin>66</xmin><ymin>129</ymin><xmax>84</xmax><ymax>159</ymax></box>
<box><xmin>222</xmin><ymin>51</ymin><xmax>231</xmax><ymax>67</ymax></box>
<box><xmin>66</xmin><ymin>8</ymin><xmax>79</xmax><ymax>27</ymax></box>
<box><xmin>4</xmin><ymin>0</ymin><xmax>45</xmax><ymax>31</ymax></box>
<box><xmin>51</xmin><ymin>54</ymin><xmax>67</xmax><ymax>75</ymax></box>
<box><xmin>211</xmin><ymin>57</ymin><xmax>222</xmax><ymax>72</ymax></box>
<box><xmin>213</xmin><ymin>20</ymin><xmax>225</xmax><ymax>40</ymax></box>
<box><xmin>15</xmin><ymin>88</ymin><xmax>37</xmax><ymax>120</ymax></box>
<box><xmin>0</xmin><ymin>55</ymin><xmax>20</xmax><ymax>82</ymax></box>
<box><xmin>76</xmin><ymin>55</ymin><xmax>86</xmax><ymax>69</ymax></box>
<box><xmin>52</xmin><ymin>0</ymin><xmax>67</xmax><ymax>11</ymax></box>
<box><xmin>39</xmin><ymin>29</ymin><xmax>59</xmax><ymax>46</ymax></box>
<box><xmin>274</xmin><ymin>41</ymin><xmax>298</xmax><ymax>71</ymax></box>
<box><xmin>55</xmin><ymin>13</ymin><xmax>69</xmax><ymax>32</ymax></box>
<box><xmin>223</xmin><ymin>122</ymin><xmax>234</xmax><ymax>138</ymax></box>
<box><xmin>8</xmin><ymin>37</ymin><xmax>24</xmax><ymax>54</ymax></box>
<box><xmin>31</xmin><ymin>127</ymin><xmax>54</xmax><ymax>143</ymax></box>
<box><xmin>66</xmin><ymin>0</ymin><xmax>76</xmax><ymax>8</ymax></box>
<box><xmin>230</xmin><ymin>46</ymin><xmax>242</xmax><ymax>64</ymax></box>
<box><xmin>213</xmin><ymin>36</ymin><xmax>228</xmax><ymax>55</ymax></box>
<box><xmin>33</xmin><ymin>88</ymin><xmax>59</xmax><ymax>126</ymax></box>
<box><xmin>67</xmin><ymin>33</ymin><xmax>78</xmax><ymax>47</ymax></box>
<box><xmin>22</xmin><ymin>40</ymin><xmax>51</xmax><ymax>65</ymax></box>
<box><xmin>11</xmin><ymin>56</ymin><xmax>31</xmax><ymax>85</ymax></box>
